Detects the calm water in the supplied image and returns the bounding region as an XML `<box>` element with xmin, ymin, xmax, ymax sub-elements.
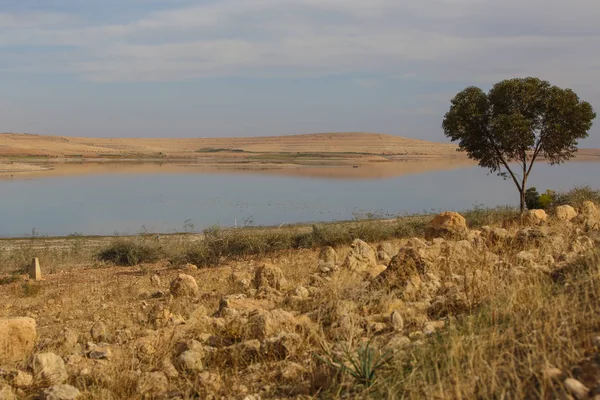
<box><xmin>1</xmin><ymin>162</ymin><xmax>599</xmax><ymax>237</ymax></box>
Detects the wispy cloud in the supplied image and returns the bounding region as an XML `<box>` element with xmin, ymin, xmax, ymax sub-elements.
<box><xmin>0</xmin><ymin>0</ymin><xmax>599</xmax><ymax>86</ymax></box>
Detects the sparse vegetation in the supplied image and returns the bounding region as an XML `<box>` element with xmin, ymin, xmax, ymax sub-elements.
<box><xmin>97</xmin><ymin>239</ymin><xmax>163</xmax><ymax>266</ymax></box>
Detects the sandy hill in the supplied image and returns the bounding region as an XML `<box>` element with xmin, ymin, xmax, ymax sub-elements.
<box><xmin>0</xmin><ymin>132</ymin><xmax>458</xmax><ymax>158</ymax></box>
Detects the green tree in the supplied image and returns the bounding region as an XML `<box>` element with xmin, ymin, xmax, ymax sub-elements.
<box><xmin>524</xmin><ymin>187</ymin><xmax>540</xmax><ymax>210</ymax></box>
<box><xmin>442</xmin><ymin>77</ymin><xmax>596</xmax><ymax>213</ymax></box>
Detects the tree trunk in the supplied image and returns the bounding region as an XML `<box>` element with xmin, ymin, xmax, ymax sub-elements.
<box><xmin>519</xmin><ymin>189</ymin><xmax>526</xmax><ymax>214</ymax></box>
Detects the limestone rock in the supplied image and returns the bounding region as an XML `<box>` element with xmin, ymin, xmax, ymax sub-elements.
<box><xmin>581</xmin><ymin>201</ymin><xmax>598</xmax><ymax>217</ymax></box>
<box><xmin>555</xmin><ymin>205</ymin><xmax>577</xmax><ymax>221</ymax></box>
<box><xmin>0</xmin><ymin>385</ymin><xmax>16</xmax><ymax>400</ymax></box>
<box><xmin>376</xmin><ymin>248</ymin><xmax>422</xmax><ymax>289</ymax></box>
<box><xmin>342</xmin><ymin>239</ymin><xmax>377</xmax><ymax>272</ymax></box>
<box><xmin>261</xmin><ymin>333</ymin><xmax>302</xmax><ymax>359</ymax></box>
<box><xmin>523</xmin><ymin>209</ymin><xmax>547</xmax><ymax>225</ymax></box>
<box><xmin>389</xmin><ymin>310</ymin><xmax>404</xmax><ymax>331</ymax></box>
<box><xmin>32</xmin><ymin>352</ymin><xmax>68</xmax><ymax>385</ymax></box>
<box><xmin>12</xmin><ymin>370</ymin><xmax>33</xmax><ymax>388</ymax></box>
<box><xmin>247</xmin><ymin>309</ymin><xmax>307</xmax><ymax>341</ymax></box>
<box><xmin>175</xmin><ymin>350</ymin><xmax>204</xmax><ymax>373</ymax></box>
<box><xmin>197</xmin><ymin>371</ymin><xmax>222</xmax><ymax>394</ymax></box>
<box><xmin>137</xmin><ymin>372</ymin><xmax>168</xmax><ymax>397</ymax></box>
<box><xmin>150</xmin><ymin>274</ymin><xmax>161</xmax><ymax>287</ymax></box>
<box><xmin>254</xmin><ymin>264</ymin><xmax>286</xmax><ymax>290</ymax></box>
<box><xmin>169</xmin><ymin>274</ymin><xmax>199</xmax><ymax>298</ymax></box>
<box><xmin>564</xmin><ymin>378</ymin><xmax>589</xmax><ymax>399</ymax></box>
<box><xmin>90</xmin><ymin>321</ymin><xmax>109</xmax><ymax>343</ymax></box>
<box><xmin>425</xmin><ymin>212</ymin><xmax>467</xmax><ymax>239</ymax></box>
<box><xmin>318</xmin><ymin>246</ymin><xmax>337</xmax><ymax>264</ymax></box>
<box><xmin>40</xmin><ymin>384</ymin><xmax>82</xmax><ymax>400</ymax></box>
<box><xmin>0</xmin><ymin>317</ymin><xmax>37</xmax><ymax>365</ymax></box>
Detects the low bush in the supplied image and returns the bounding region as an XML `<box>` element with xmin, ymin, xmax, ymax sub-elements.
<box><xmin>98</xmin><ymin>240</ymin><xmax>163</xmax><ymax>266</ymax></box>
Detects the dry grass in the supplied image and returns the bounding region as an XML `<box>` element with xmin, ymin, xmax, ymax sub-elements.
<box><xmin>1</xmin><ymin>199</ymin><xmax>599</xmax><ymax>399</ymax></box>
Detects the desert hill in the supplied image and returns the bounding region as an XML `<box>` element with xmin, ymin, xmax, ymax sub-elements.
<box><xmin>0</xmin><ymin>132</ymin><xmax>459</xmax><ymax>158</ymax></box>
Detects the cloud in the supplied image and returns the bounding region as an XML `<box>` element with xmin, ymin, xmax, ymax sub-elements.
<box><xmin>0</xmin><ymin>0</ymin><xmax>599</xmax><ymax>88</ymax></box>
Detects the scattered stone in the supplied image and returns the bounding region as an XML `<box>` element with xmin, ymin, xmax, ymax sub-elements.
<box><xmin>12</xmin><ymin>370</ymin><xmax>33</xmax><ymax>388</ymax></box>
<box><xmin>425</xmin><ymin>212</ymin><xmax>467</xmax><ymax>239</ymax></box>
<box><xmin>197</xmin><ymin>371</ymin><xmax>222</xmax><ymax>394</ymax></box>
<box><xmin>343</xmin><ymin>239</ymin><xmax>377</xmax><ymax>272</ymax></box>
<box><xmin>581</xmin><ymin>201</ymin><xmax>598</xmax><ymax>217</ymax></box>
<box><xmin>32</xmin><ymin>352</ymin><xmax>68</xmax><ymax>385</ymax></box>
<box><xmin>556</xmin><ymin>205</ymin><xmax>578</xmax><ymax>221</ymax></box>
<box><xmin>293</xmin><ymin>286</ymin><xmax>309</xmax><ymax>299</ymax></box>
<box><xmin>318</xmin><ymin>246</ymin><xmax>337</xmax><ymax>265</ymax></box>
<box><xmin>150</xmin><ymin>274</ymin><xmax>161</xmax><ymax>287</ymax></box>
<box><xmin>0</xmin><ymin>317</ymin><xmax>37</xmax><ymax>365</ymax></box>
<box><xmin>29</xmin><ymin>258</ymin><xmax>42</xmax><ymax>281</ymax></box>
<box><xmin>254</xmin><ymin>264</ymin><xmax>286</xmax><ymax>290</ymax></box>
<box><xmin>40</xmin><ymin>384</ymin><xmax>82</xmax><ymax>400</ymax></box>
<box><xmin>424</xmin><ymin>320</ymin><xmax>445</xmax><ymax>335</ymax></box>
<box><xmin>377</xmin><ymin>250</ymin><xmax>392</xmax><ymax>265</ymax></box>
<box><xmin>261</xmin><ymin>333</ymin><xmax>302</xmax><ymax>359</ymax></box>
<box><xmin>387</xmin><ymin>335</ymin><xmax>411</xmax><ymax>350</ymax></box>
<box><xmin>90</xmin><ymin>321</ymin><xmax>109</xmax><ymax>343</ymax></box>
<box><xmin>543</xmin><ymin>367</ymin><xmax>564</xmax><ymax>381</ymax></box>
<box><xmin>376</xmin><ymin>248</ymin><xmax>422</xmax><ymax>289</ymax></box>
<box><xmin>137</xmin><ymin>372</ymin><xmax>168</xmax><ymax>397</ymax></box>
<box><xmin>389</xmin><ymin>310</ymin><xmax>404</xmax><ymax>331</ymax></box>
<box><xmin>219</xmin><ymin>340</ymin><xmax>261</xmax><ymax>367</ymax></box>
<box><xmin>161</xmin><ymin>358</ymin><xmax>179</xmax><ymax>379</ymax></box>
<box><xmin>175</xmin><ymin>350</ymin><xmax>204</xmax><ymax>373</ymax></box>
<box><xmin>523</xmin><ymin>209</ymin><xmax>548</xmax><ymax>225</ymax></box>
<box><xmin>169</xmin><ymin>274</ymin><xmax>199</xmax><ymax>298</ymax></box>
<box><xmin>0</xmin><ymin>385</ymin><xmax>16</xmax><ymax>400</ymax></box>
<box><xmin>246</xmin><ymin>309</ymin><xmax>308</xmax><ymax>341</ymax></box>
<box><xmin>564</xmin><ymin>378</ymin><xmax>589</xmax><ymax>399</ymax></box>
<box><xmin>489</xmin><ymin>227</ymin><xmax>510</xmax><ymax>242</ymax></box>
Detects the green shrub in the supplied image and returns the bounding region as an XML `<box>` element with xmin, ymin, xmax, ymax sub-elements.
<box><xmin>525</xmin><ymin>187</ymin><xmax>540</xmax><ymax>210</ymax></box>
<box><xmin>98</xmin><ymin>240</ymin><xmax>163</xmax><ymax>266</ymax></box>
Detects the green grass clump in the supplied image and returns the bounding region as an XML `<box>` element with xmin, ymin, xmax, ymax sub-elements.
<box><xmin>98</xmin><ymin>240</ymin><xmax>163</xmax><ymax>266</ymax></box>
<box><xmin>462</xmin><ymin>204</ymin><xmax>519</xmax><ymax>228</ymax></box>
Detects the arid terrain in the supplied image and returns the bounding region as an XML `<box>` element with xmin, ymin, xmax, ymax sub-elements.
<box><xmin>2</xmin><ymin>194</ymin><xmax>600</xmax><ymax>399</ymax></box>
<box><xmin>0</xmin><ymin>132</ymin><xmax>460</xmax><ymax>159</ymax></box>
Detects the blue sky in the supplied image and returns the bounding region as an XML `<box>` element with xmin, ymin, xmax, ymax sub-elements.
<box><xmin>1</xmin><ymin>0</ymin><xmax>599</xmax><ymax>145</ymax></box>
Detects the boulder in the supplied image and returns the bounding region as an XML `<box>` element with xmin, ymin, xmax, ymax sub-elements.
<box><xmin>342</xmin><ymin>239</ymin><xmax>377</xmax><ymax>272</ymax></box>
<box><xmin>523</xmin><ymin>209</ymin><xmax>547</xmax><ymax>225</ymax></box>
<box><xmin>169</xmin><ymin>274</ymin><xmax>199</xmax><ymax>298</ymax></box>
<box><xmin>32</xmin><ymin>353</ymin><xmax>68</xmax><ymax>385</ymax></box>
<box><xmin>555</xmin><ymin>205</ymin><xmax>577</xmax><ymax>221</ymax></box>
<box><xmin>425</xmin><ymin>212</ymin><xmax>467</xmax><ymax>239</ymax></box>
<box><xmin>376</xmin><ymin>248</ymin><xmax>422</xmax><ymax>289</ymax></box>
<box><xmin>254</xmin><ymin>264</ymin><xmax>286</xmax><ymax>290</ymax></box>
<box><xmin>40</xmin><ymin>384</ymin><xmax>82</xmax><ymax>400</ymax></box>
<box><xmin>0</xmin><ymin>317</ymin><xmax>37</xmax><ymax>366</ymax></box>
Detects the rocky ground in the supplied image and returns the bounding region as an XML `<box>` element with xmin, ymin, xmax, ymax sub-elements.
<box><xmin>2</xmin><ymin>203</ymin><xmax>600</xmax><ymax>399</ymax></box>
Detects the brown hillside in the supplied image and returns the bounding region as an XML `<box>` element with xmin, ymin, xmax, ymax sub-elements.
<box><xmin>0</xmin><ymin>132</ymin><xmax>459</xmax><ymax>158</ymax></box>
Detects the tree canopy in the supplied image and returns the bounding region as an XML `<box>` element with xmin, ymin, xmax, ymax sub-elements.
<box><xmin>442</xmin><ymin>77</ymin><xmax>596</xmax><ymax>212</ymax></box>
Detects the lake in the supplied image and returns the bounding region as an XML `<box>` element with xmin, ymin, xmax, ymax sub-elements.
<box><xmin>1</xmin><ymin>160</ymin><xmax>599</xmax><ymax>237</ymax></box>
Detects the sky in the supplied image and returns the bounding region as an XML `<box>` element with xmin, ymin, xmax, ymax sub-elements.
<box><xmin>1</xmin><ymin>0</ymin><xmax>599</xmax><ymax>145</ymax></box>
